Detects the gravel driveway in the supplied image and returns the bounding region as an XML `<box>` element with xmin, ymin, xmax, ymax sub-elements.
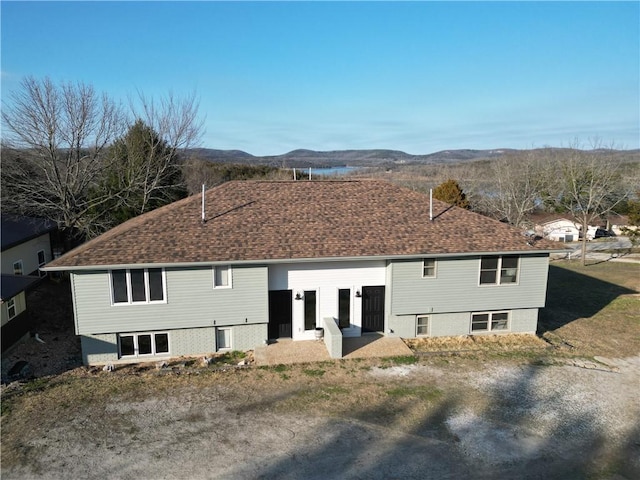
<box><xmin>2</xmin><ymin>355</ymin><xmax>639</xmax><ymax>480</ymax></box>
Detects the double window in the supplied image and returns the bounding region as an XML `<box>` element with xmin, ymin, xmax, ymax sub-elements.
<box><xmin>213</xmin><ymin>266</ymin><xmax>231</xmax><ymax>288</ymax></box>
<box><xmin>479</xmin><ymin>256</ymin><xmax>519</xmax><ymax>285</ymax></box>
<box><xmin>111</xmin><ymin>269</ymin><xmax>165</xmax><ymax>304</ymax></box>
<box><xmin>422</xmin><ymin>259</ymin><xmax>436</xmax><ymax>278</ymax></box>
<box><xmin>471</xmin><ymin>311</ymin><xmax>509</xmax><ymax>333</ymax></box>
<box><xmin>119</xmin><ymin>332</ymin><xmax>169</xmax><ymax>357</ymax></box>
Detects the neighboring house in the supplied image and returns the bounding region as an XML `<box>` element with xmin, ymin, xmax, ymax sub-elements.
<box><xmin>533</xmin><ymin>216</ymin><xmax>580</xmax><ymax>243</ymax></box>
<box><xmin>1</xmin><ymin>214</ymin><xmax>57</xmax><ymax>350</ymax></box>
<box><xmin>606</xmin><ymin>214</ymin><xmax>635</xmax><ymax>236</ymax></box>
<box><xmin>44</xmin><ymin>180</ymin><xmax>563</xmax><ymax>365</ymax></box>
<box><xmin>1</xmin><ymin>215</ymin><xmax>57</xmax><ymax>277</ymax></box>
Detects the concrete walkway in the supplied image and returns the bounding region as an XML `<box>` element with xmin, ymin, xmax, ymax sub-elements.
<box><xmin>253</xmin><ymin>334</ymin><xmax>414</xmax><ymax>366</ymax></box>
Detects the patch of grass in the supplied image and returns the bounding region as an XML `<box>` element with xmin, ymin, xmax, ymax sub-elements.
<box><xmin>279</xmin><ymin>373</ymin><xmax>290</xmax><ymax>380</ymax></box>
<box><xmin>385</xmin><ymin>385</ymin><xmax>442</xmax><ymax>402</ymax></box>
<box><xmin>272</xmin><ymin>364</ymin><xmax>288</xmax><ymax>373</ymax></box>
<box><xmin>302</xmin><ymin>368</ymin><xmax>325</xmax><ymax>377</ymax></box>
<box><xmin>388</xmin><ymin>355</ymin><xmax>418</xmax><ymax>365</ymax></box>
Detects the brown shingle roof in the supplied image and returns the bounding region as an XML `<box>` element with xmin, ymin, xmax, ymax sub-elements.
<box><xmin>46</xmin><ymin>180</ymin><xmax>561</xmax><ymax>269</ymax></box>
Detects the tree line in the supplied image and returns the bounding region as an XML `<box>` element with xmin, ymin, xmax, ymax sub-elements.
<box><xmin>2</xmin><ymin>77</ymin><xmax>638</xmax><ymax>260</ymax></box>
<box><xmin>1</xmin><ymin>77</ymin><xmax>281</xmax><ymax>245</ymax></box>
<box><xmin>390</xmin><ymin>147</ymin><xmax>640</xmax><ymax>263</ymax></box>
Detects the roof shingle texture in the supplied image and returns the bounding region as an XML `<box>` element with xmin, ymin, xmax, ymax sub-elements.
<box><xmin>47</xmin><ymin>180</ymin><xmax>559</xmax><ymax>268</ymax></box>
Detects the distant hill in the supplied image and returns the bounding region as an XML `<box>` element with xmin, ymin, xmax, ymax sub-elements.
<box><xmin>184</xmin><ymin>148</ymin><xmax>521</xmax><ymax>168</ymax></box>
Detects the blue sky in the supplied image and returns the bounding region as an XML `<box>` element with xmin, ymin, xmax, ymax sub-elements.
<box><xmin>2</xmin><ymin>1</ymin><xmax>638</xmax><ymax>155</ymax></box>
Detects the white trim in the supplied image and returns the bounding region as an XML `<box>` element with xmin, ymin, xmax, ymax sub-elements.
<box><xmin>303</xmin><ymin>289</ymin><xmax>319</xmax><ymax>331</ymax></box>
<box><xmin>212</xmin><ymin>265</ymin><xmax>232</xmax><ymax>289</ymax></box>
<box><xmin>42</xmin><ymin>250</ymin><xmax>566</xmax><ymax>272</ymax></box>
<box><xmin>478</xmin><ymin>255</ymin><xmax>520</xmax><ymax>286</ymax></box>
<box><xmin>416</xmin><ymin>314</ymin><xmax>430</xmax><ymax>336</ymax></box>
<box><xmin>110</xmin><ymin>268</ymin><xmax>167</xmax><ymax>305</ymax></box>
<box><xmin>7</xmin><ymin>297</ymin><xmax>17</xmax><ymax>320</ymax></box>
<box><xmin>337</xmin><ymin>287</ymin><xmax>352</xmax><ymax>329</ymax></box>
<box><xmin>421</xmin><ymin>258</ymin><xmax>437</xmax><ymax>278</ymax></box>
<box><xmin>118</xmin><ymin>331</ymin><xmax>170</xmax><ymax>358</ymax></box>
<box><xmin>13</xmin><ymin>260</ymin><xmax>23</xmax><ymax>276</ymax></box>
<box><xmin>37</xmin><ymin>249</ymin><xmax>47</xmax><ymax>277</ymax></box>
<box><xmin>470</xmin><ymin>311</ymin><xmax>510</xmax><ymax>334</ymax></box>
<box><xmin>216</xmin><ymin>327</ymin><xmax>232</xmax><ymax>351</ymax></box>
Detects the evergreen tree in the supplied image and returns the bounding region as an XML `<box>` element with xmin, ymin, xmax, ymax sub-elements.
<box><xmin>433</xmin><ymin>179</ymin><xmax>470</xmax><ymax>209</ymax></box>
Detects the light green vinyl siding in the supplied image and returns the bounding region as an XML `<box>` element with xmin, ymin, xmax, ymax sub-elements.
<box><xmin>390</xmin><ymin>254</ymin><xmax>549</xmax><ymax>315</ymax></box>
<box><xmin>72</xmin><ymin>265</ymin><xmax>268</xmax><ymax>335</ymax></box>
<box><xmin>80</xmin><ymin>323</ymin><xmax>267</xmax><ymax>365</ymax></box>
<box><xmin>388</xmin><ymin>308</ymin><xmax>539</xmax><ymax>339</ymax></box>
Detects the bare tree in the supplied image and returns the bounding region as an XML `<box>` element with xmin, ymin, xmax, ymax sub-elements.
<box><xmin>474</xmin><ymin>151</ymin><xmax>548</xmax><ymax>227</ymax></box>
<box><xmin>545</xmin><ymin>145</ymin><xmax>630</xmax><ymax>265</ymax></box>
<box><xmin>2</xmin><ymin>78</ymin><xmax>204</xmax><ymax>240</ymax></box>
<box><xmin>127</xmin><ymin>92</ymin><xmax>203</xmax><ymax>210</ymax></box>
<box><xmin>1</xmin><ymin>76</ymin><xmax>124</xmax><ymax>241</ymax></box>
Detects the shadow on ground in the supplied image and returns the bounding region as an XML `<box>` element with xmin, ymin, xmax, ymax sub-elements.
<box><xmin>538</xmin><ymin>264</ymin><xmax>637</xmax><ymax>333</ymax></box>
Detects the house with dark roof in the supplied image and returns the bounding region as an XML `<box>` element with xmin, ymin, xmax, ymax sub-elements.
<box><xmin>1</xmin><ymin>215</ymin><xmax>57</xmax><ymax>350</ymax></box>
<box><xmin>44</xmin><ymin>180</ymin><xmax>562</xmax><ymax>365</ymax></box>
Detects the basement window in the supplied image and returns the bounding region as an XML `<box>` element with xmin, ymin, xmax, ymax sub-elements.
<box><xmin>416</xmin><ymin>315</ymin><xmax>429</xmax><ymax>336</ymax></box>
<box><xmin>471</xmin><ymin>311</ymin><xmax>510</xmax><ymax>333</ymax></box>
<box><xmin>118</xmin><ymin>332</ymin><xmax>170</xmax><ymax>358</ymax></box>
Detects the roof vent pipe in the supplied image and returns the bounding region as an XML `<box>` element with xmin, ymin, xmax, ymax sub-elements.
<box><xmin>429</xmin><ymin>188</ymin><xmax>433</xmax><ymax>221</ymax></box>
<box><xmin>293</xmin><ymin>168</ymin><xmax>297</xmax><ymax>181</ymax></box>
<box><xmin>309</xmin><ymin>167</ymin><xmax>312</xmax><ymax>180</ymax></box>
<box><xmin>201</xmin><ymin>184</ymin><xmax>206</xmax><ymax>223</ymax></box>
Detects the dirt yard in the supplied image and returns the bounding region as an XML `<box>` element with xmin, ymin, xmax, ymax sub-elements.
<box><xmin>1</xmin><ymin>353</ymin><xmax>639</xmax><ymax>480</ymax></box>
<box><xmin>1</xmin><ymin>260</ymin><xmax>639</xmax><ymax>479</ymax></box>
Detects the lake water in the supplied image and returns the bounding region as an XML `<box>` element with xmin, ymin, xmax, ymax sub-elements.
<box><xmin>295</xmin><ymin>166</ymin><xmax>360</xmax><ymax>177</ymax></box>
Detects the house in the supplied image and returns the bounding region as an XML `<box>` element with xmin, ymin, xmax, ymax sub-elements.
<box><xmin>1</xmin><ymin>215</ymin><xmax>57</xmax><ymax>351</ymax></box>
<box><xmin>532</xmin><ymin>215</ymin><xmax>580</xmax><ymax>243</ymax></box>
<box><xmin>606</xmin><ymin>214</ymin><xmax>635</xmax><ymax>236</ymax></box>
<box><xmin>44</xmin><ymin>180</ymin><xmax>563</xmax><ymax>365</ymax></box>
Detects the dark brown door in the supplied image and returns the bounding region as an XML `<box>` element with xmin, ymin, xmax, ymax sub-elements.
<box><xmin>268</xmin><ymin>290</ymin><xmax>292</xmax><ymax>339</ymax></box>
<box><xmin>362</xmin><ymin>286</ymin><xmax>385</xmax><ymax>333</ymax></box>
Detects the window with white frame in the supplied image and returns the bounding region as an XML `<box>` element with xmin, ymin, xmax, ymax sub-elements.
<box><xmin>13</xmin><ymin>260</ymin><xmax>23</xmax><ymax>276</ymax></box>
<box><xmin>7</xmin><ymin>298</ymin><xmax>17</xmax><ymax>319</ymax></box>
<box><xmin>471</xmin><ymin>311</ymin><xmax>510</xmax><ymax>333</ymax></box>
<box><xmin>213</xmin><ymin>266</ymin><xmax>231</xmax><ymax>288</ymax></box>
<box><xmin>111</xmin><ymin>268</ymin><xmax>165</xmax><ymax>305</ymax></box>
<box><xmin>37</xmin><ymin>250</ymin><xmax>46</xmax><ymax>277</ymax></box>
<box><xmin>422</xmin><ymin>258</ymin><xmax>436</xmax><ymax>277</ymax></box>
<box><xmin>118</xmin><ymin>332</ymin><xmax>169</xmax><ymax>357</ymax></box>
<box><xmin>216</xmin><ymin>328</ymin><xmax>232</xmax><ymax>351</ymax></box>
<box><xmin>416</xmin><ymin>315</ymin><xmax>429</xmax><ymax>336</ymax></box>
<box><xmin>479</xmin><ymin>256</ymin><xmax>519</xmax><ymax>285</ymax></box>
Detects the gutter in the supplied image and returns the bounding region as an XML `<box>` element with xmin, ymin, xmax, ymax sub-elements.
<box><xmin>42</xmin><ymin>248</ymin><xmax>570</xmax><ymax>272</ymax></box>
